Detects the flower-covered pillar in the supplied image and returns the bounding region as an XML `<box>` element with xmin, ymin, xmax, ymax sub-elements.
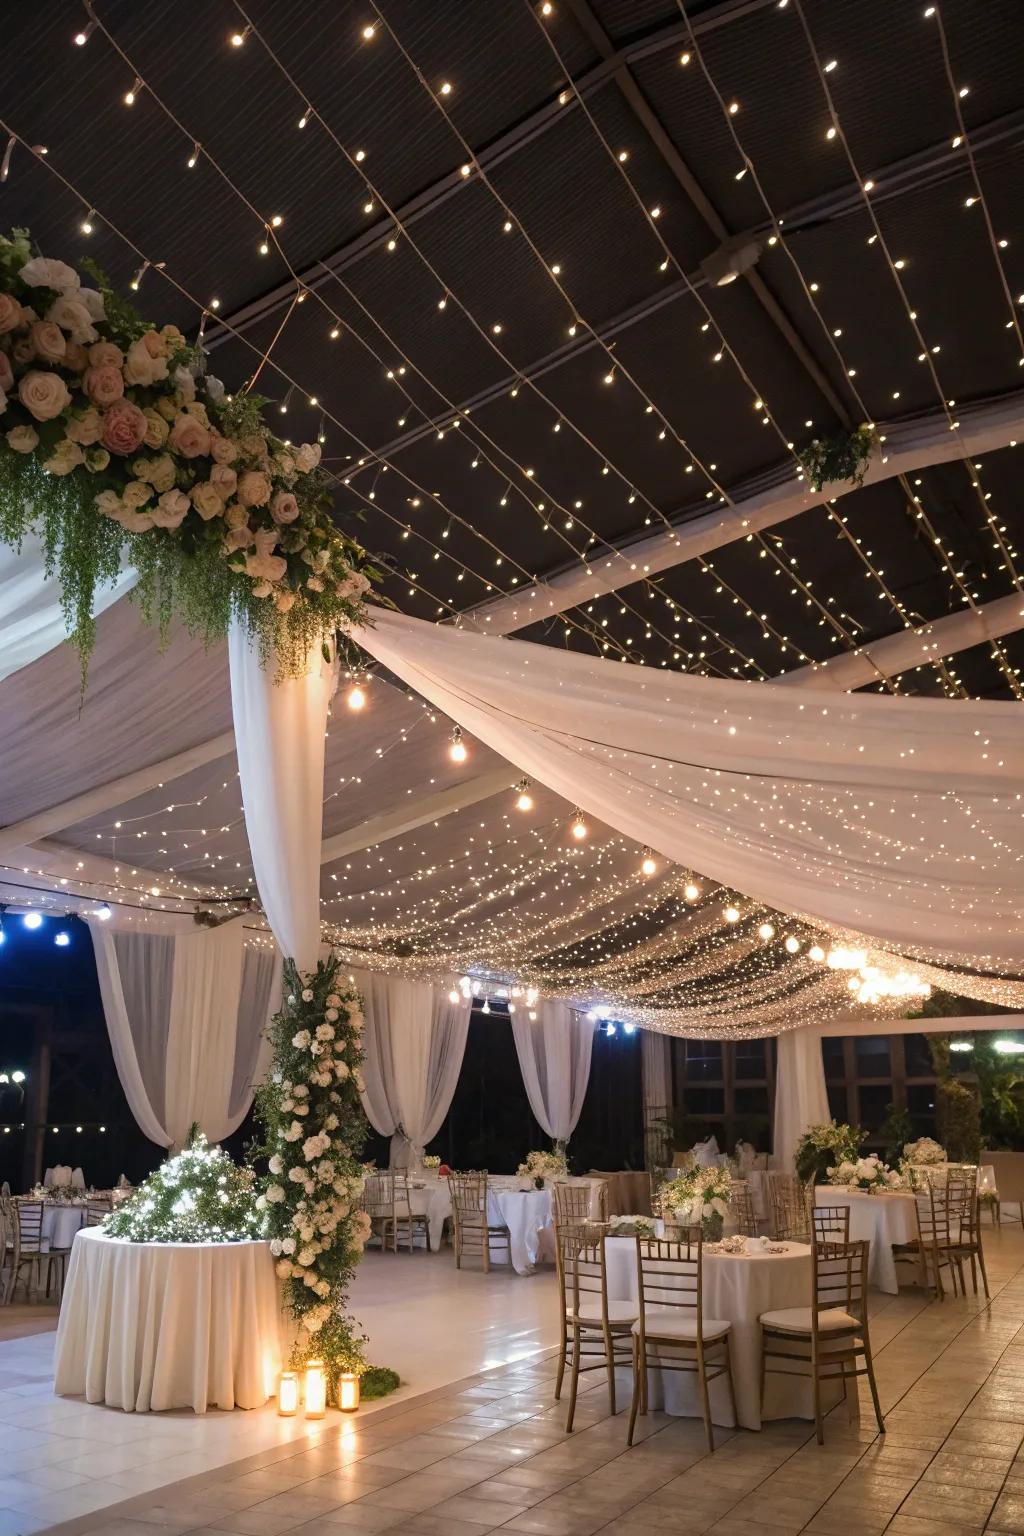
<box><xmin>228</xmin><ymin>625</ymin><xmax>336</xmax><ymax>971</ymax></box>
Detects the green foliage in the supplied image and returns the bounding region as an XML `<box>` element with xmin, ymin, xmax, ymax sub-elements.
<box><xmin>935</xmin><ymin>1076</ymin><xmax>981</xmax><ymax>1162</ymax></box>
<box><xmin>798</xmin><ymin>423</ymin><xmax>876</xmax><ymax>493</ymax></box>
<box><xmin>104</xmin><ymin>1127</ymin><xmax>260</xmax><ymax>1243</ymax></box>
<box><xmin>973</xmin><ymin>1036</ymin><xmax>1024</xmax><ymax>1150</ymax></box>
<box><xmin>794</xmin><ymin>1121</ymin><xmax>863</xmax><ymax>1185</ymax></box>
<box><xmin>879</xmin><ymin>1103</ymin><xmax>913</xmax><ymax>1168</ymax></box>
<box><xmin>361</xmin><ymin>1366</ymin><xmax>401</xmax><ymax>1400</ymax></box>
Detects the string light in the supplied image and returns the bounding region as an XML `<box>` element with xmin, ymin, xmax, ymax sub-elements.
<box><xmin>448</xmin><ymin>726</ymin><xmax>467</xmax><ymax>763</ymax></box>
<box><xmin>571</xmin><ymin>810</ymin><xmax>588</xmax><ymax>840</ymax></box>
<box><xmin>230</xmin><ymin>26</ymin><xmax>250</xmax><ymax>47</ymax></box>
<box><xmin>73</xmin><ymin>21</ymin><xmax>96</xmax><ymax>45</ymax></box>
<box><xmin>758</xmin><ymin>922</ymin><xmax>775</xmax><ymax>941</ymax></box>
<box><xmin>724</xmin><ymin>905</ymin><xmax>741</xmax><ymax>924</ymax></box>
<box><xmin>80</xmin><ymin>210</ymin><xmax>95</xmax><ymax>235</ymax></box>
<box><xmin>123</xmin><ymin>77</ymin><xmax>141</xmax><ymax>106</ymax></box>
<box><xmin>346</xmin><ymin>684</ymin><xmax>366</xmax><ymax>711</ymax></box>
<box><xmin>515</xmin><ymin>780</ymin><xmax>534</xmax><ymax>812</ymax></box>
<box><xmin>640</xmin><ymin>848</ymin><xmax>657</xmax><ymax>877</ymax></box>
<box><xmin>684</xmin><ymin>882</ymin><xmax>702</xmax><ymax>902</ymax></box>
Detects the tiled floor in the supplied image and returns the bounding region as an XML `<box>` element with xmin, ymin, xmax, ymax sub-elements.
<box><xmin>4</xmin><ymin>1224</ymin><xmax>1024</xmax><ymax>1536</ymax></box>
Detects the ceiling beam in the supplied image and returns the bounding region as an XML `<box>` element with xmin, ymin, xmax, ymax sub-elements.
<box><xmin>319</xmin><ymin>768</ymin><xmax>513</xmax><ymax>866</ymax></box>
<box><xmin>465</xmin><ymin>390</ymin><xmax>1024</xmax><ymax>635</ymax></box>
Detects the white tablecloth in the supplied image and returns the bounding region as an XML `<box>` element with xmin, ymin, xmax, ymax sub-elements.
<box><xmin>41</xmin><ymin>1203</ymin><xmax>88</xmax><ymax>1250</ymax></box>
<box><xmin>814</xmin><ymin>1187</ymin><xmax>917</xmax><ymax>1294</ymax></box>
<box><xmin>54</xmin><ymin>1228</ymin><xmax>282</xmax><ymax>1412</ymax></box>
<box><xmin>407</xmin><ymin>1176</ymin><xmax>604</xmax><ymax>1274</ymax></box>
<box><xmin>605</xmin><ymin>1237</ymin><xmax>823</xmax><ymax>1430</ymax></box>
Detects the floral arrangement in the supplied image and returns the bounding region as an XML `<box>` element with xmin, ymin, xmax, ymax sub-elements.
<box><xmin>104</xmin><ymin>1129</ymin><xmax>260</xmax><ymax>1242</ymax></box>
<box><xmin>798</xmin><ymin>423</ymin><xmax>876</xmax><ymax>493</ymax></box>
<box><xmin>422</xmin><ymin>1154</ymin><xmax>441</xmax><ymax>1170</ymax></box>
<box><xmin>0</xmin><ymin>230</ymin><xmax>378</xmax><ymax>676</ymax></box>
<box><xmin>902</xmin><ymin>1137</ymin><xmax>946</xmax><ymax>1166</ymax></box>
<box><xmin>253</xmin><ymin>953</ymin><xmax>395</xmax><ymax>1403</ymax></box>
<box><xmin>28</xmin><ymin>1183</ymin><xmax>96</xmax><ymax>1203</ymax></box>
<box><xmin>656</xmin><ymin>1165</ymin><xmax>732</xmax><ymax>1238</ymax></box>
<box><xmin>517</xmin><ymin>1149</ymin><xmax>568</xmax><ymax>1185</ymax></box>
<box><xmin>794</xmin><ymin>1121</ymin><xmax>863</xmax><ymax>1185</ymax></box>
<box><xmin>828</xmin><ymin>1153</ymin><xmax>903</xmax><ymax>1192</ymax></box>
<box><xmin>607</xmin><ymin>1214</ymin><xmax>656</xmax><ymax>1237</ymax></box>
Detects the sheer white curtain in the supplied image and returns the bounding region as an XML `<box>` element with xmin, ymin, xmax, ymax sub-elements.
<box><xmin>0</xmin><ymin>534</ymin><xmax>136</xmax><ymax>685</ymax></box>
<box><xmin>353</xmin><ymin>970</ymin><xmax>470</xmax><ymax>1165</ymax></box>
<box><xmin>772</xmin><ymin>1027</ymin><xmax>830</xmax><ymax>1173</ymax></box>
<box><xmin>357</xmin><ymin>609</ymin><xmax>1024</xmax><ymax>971</ymax></box>
<box><xmin>91</xmin><ymin>922</ymin><xmax>279</xmax><ymax>1148</ymax></box>
<box><xmin>228</xmin><ymin>622</ymin><xmax>336</xmax><ymax>972</ymax></box>
<box><xmin>511</xmin><ymin>1001</ymin><xmax>596</xmax><ymax>1143</ymax></box>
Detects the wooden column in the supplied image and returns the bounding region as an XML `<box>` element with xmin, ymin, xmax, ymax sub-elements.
<box><xmin>21</xmin><ymin>1007</ymin><xmax>51</xmax><ymax>1191</ymax></box>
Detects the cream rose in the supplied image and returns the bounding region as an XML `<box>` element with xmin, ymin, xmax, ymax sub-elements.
<box><xmin>155</xmin><ymin>395</ymin><xmax>177</xmax><ymax>422</ymax></box>
<box><xmin>183</xmin><ymin>400</ymin><xmax>210</xmax><ymax>427</ymax></box>
<box><xmin>270</xmin><ymin>491</ymin><xmax>299</xmax><ymax>524</ymax></box>
<box><xmin>123</xmin><ymin>336</ymin><xmax>169</xmax><ymax>387</ymax></box>
<box><xmin>0</xmin><ymin>353</ymin><xmax>12</xmax><ymax>394</ymax></box>
<box><xmin>208</xmin><ymin>463</ymin><xmax>237</xmax><ymax>500</ymax></box>
<box><xmin>140</xmin><ymin>328</ymin><xmax>168</xmax><ymax>359</ymax></box>
<box><xmin>151</xmin><ymin>489</ymin><xmax>190</xmax><ymax>528</ymax></box>
<box><xmin>122</xmin><ymin>480</ymin><xmax>153</xmax><ymax>510</ymax></box>
<box><xmin>65</xmin><ymin>407</ymin><xmax>102</xmax><ymax>446</ymax></box>
<box><xmin>172</xmin><ymin>365</ymin><xmax>196</xmax><ymax>401</ymax></box>
<box><xmin>245</xmin><ymin>552</ymin><xmax>288</xmax><ymax>582</ymax></box>
<box><xmin>29</xmin><ymin>321</ymin><xmax>66</xmax><ymax>364</ymax></box>
<box><xmin>84</xmin><ymin>445</ymin><xmax>110</xmax><ymax>471</ymax></box>
<box><xmin>224</xmin><ymin>525</ymin><xmax>255</xmax><ymax>553</ymax></box>
<box><xmin>83</xmin><ymin>364</ymin><xmax>124</xmax><ymax>407</ymax></box>
<box><xmin>100</xmin><ymin>398</ymin><xmax>147</xmax><ymax>455</ymax></box>
<box><xmin>237</xmin><ymin>469</ymin><xmax>272</xmax><ymax>507</ymax></box>
<box><xmin>209</xmin><ymin>434</ymin><xmax>239</xmax><ymax>464</ymax></box>
<box><xmin>20</xmin><ymin>256</ymin><xmax>79</xmax><ymax>291</ymax></box>
<box><xmin>42</xmin><ymin>439</ymin><xmax>85</xmax><ymax>476</ymax></box>
<box><xmin>95</xmin><ymin>489</ymin><xmax>122</xmax><ymax>518</ymax></box>
<box><xmin>190</xmin><ymin>481</ymin><xmax>224</xmax><ymax>520</ymax></box>
<box><xmin>169</xmin><ymin>412</ymin><xmax>211</xmax><ymax>459</ymax></box>
<box><xmin>0</xmin><ymin>293</ymin><xmax>23</xmax><ymax>334</ymax></box>
<box><xmin>223</xmin><ymin>502</ymin><xmax>249</xmax><ymax>530</ymax></box>
<box><xmin>46</xmin><ymin>294</ymin><xmax>97</xmax><ymax>345</ymax></box>
<box><xmin>141</xmin><ymin>408</ymin><xmax>169</xmax><ymax>449</ymax></box>
<box><xmin>295</xmin><ymin>442</ymin><xmax>322</xmax><ymax>473</ymax></box>
<box><xmin>18</xmin><ymin>370</ymin><xmax>70</xmax><ymax>421</ymax></box>
<box><xmin>89</xmin><ymin>341</ymin><xmax>123</xmax><ymax>368</ymax></box>
<box><xmin>64</xmin><ymin>341</ymin><xmax>89</xmax><ymax>373</ymax></box>
<box><xmin>77</xmin><ymin>287</ymin><xmax>105</xmax><ymax>322</ymax></box>
<box><xmin>114</xmin><ymin>507</ymin><xmax>156</xmax><ymax>533</ymax></box>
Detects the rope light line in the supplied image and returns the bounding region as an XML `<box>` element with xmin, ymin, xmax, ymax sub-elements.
<box><xmin>790</xmin><ymin>0</ymin><xmax>1024</xmax><ymax>698</ymax></box>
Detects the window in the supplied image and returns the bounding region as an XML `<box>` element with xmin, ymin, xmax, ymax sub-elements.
<box><xmin>685</xmin><ymin>1040</ymin><xmax>723</xmax><ymax>1082</ymax></box>
<box><xmin>669</xmin><ymin>1039</ymin><xmax>775</xmax><ymax>1152</ymax></box>
<box><xmin>855</xmin><ymin>1035</ymin><xmax>891</xmax><ymax>1078</ymax></box>
<box><xmin>734</xmin><ymin>1040</ymin><xmax>767</xmax><ymax>1080</ymax></box>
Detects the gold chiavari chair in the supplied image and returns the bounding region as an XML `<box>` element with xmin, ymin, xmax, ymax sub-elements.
<box><xmin>553</xmin><ymin>1181</ymin><xmax>592</xmax><ymax>1228</ymax></box>
<box><xmin>945</xmin><ymin>1177</ymin><xmax>988</xmax><ymax>1298</ymax></box>
<box><xmin>729</xmin><ymin>1180</ymin><xmax>758</xmax><ymax>1237</ymax></box>
<box><xmin>5</xmin><ymin>1200</ymin><xmax>48</xmax><ymax>1303</ymax></box>
<box><xmin>0</xmin><ymin>1199</ymin><xmax>13</xmax><ymax>1304</ymax></box>
<box><xmin>629</xmin><ymin>1229</ymin><xmax>736</xmax><ymax>1452</ymax></box>
<box><xmin>86</xmin><ymin>1194</ymin><xmax>113</xmax><ymax>1227</ymax></box>
<box><xmin>362</xmin><ymin>1172</ymin><xmax>400</xmax><ymax>1253</ymax></box>
<box><xmin>901</xmin><ymin>1181</ymin><xmax>960</xmax><ymax>1299</ymax></box>
<box><xmin>760</xmin><ymin>1238</ymin><xmax>884</xmax><ymax>1444</ymax></box>
<box><xmin>448</xmin><ymin>1172</ymin><xmax>510</xmax><ymax>1272</ymax></box>
<box><xmin>557</xmin><ymin>1225</ymin><xmax>636</xmax><ymax>1430</ymax></box>
<box><xmin>392</xmin><ymin>1171</ymin><xmax>432</xmax><ymax>1253</ymax></box>
<box><xmin>812</xmin><ymin>1205</ymin><xmax>851</xmax><ymax>1246</ymax></box>
<box><xmin>768</xmin><ymin>1174</ymin><xmax>811</xmax><ymax>1241</ymax></box>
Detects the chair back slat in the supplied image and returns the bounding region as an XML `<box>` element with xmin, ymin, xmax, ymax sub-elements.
<box><xmin>553</xmin><ymin>1181</ymin><xmax>591</xmax><ymax>1226</ymax></box>
<box><xmin>448</xmin><ymin>1170</ymin><xmax>488</xmax><ymax>1219</ymax></box>
<box><xmin>813</xmin><ymin>1238</ymin><xmax>869</xmax><ymax>1326</ymax></box>
<box><xmin>768</xmin><ymin>1174</ymin><xmax>810</xmax><ymax>1241</ymax></box>
<box><xmin>813</xmin><ymin>1204</ymin><xmax>851</xmax><ymax>1246</ymax></box>
<box><xmin>730</xmin><ymin>1180</ymin><xmax>757</xmax><ymax>1237</ymax></box>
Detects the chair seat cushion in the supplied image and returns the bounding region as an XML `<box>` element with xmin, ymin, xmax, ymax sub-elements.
<box><xmin>567</xmin><ymin>1298</ymin><xmax>638</xmax><ymax>1325</ymax></box>
<box><xmin>634</xmin><ymin>1309</ymin><xmax>731</xmax><ymax>1342</ymax></box>
<box><xmin>760</xmin><ymin>1306</ymin><xmax>859</xmax><ymax>1334</ymax></box>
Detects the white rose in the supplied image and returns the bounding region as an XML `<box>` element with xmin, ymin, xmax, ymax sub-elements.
<box><xmin>46</xmin><ymin>294</ymin><xmax>98</xmax><ymax>345</ymax></box>
<box><xmin>20</xmin><ymin>256</ymin><xmax>80</xmax><ymax>290</ymax></box>
<box><xmin>77</xmin><ymin>287</ymin><xmax>106</xmax><ymax>321</ymax></box>
<box><xmin>42</xmin><ymin>438</ymin><xmax>84</xmax><ymax>476</ymax></box>
<box><xmin>268</xmin><ymin>1155</ymin><xmax>283</xmax><ymax>1175</ymax></box>
<box><xmin>151</xmin><ymin>489</ymin><xmax>189</xmax><ymax>529</ymax></box>
<box><xmin>18</xmin><ymin>370</ymin><xmax>70</xmax><ymax>421</ymax></box>
<box><xmin>7</xmin><ymin>424</ymin><xmax>39</xmax><ymax>453</ymax></box>
<box><xmin>281</xmin><ymin>1236</ymin><xmax>296</xmax><ymax>1254</ymax></box>
<box><xmin>291</xmin><ymin>1029</ymin><xmax>312</xmax><ymax>1049</ymax></box>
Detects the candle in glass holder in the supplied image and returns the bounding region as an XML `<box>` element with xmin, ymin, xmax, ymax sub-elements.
<box><xmin>277</xmin><ymin>1370</ymin><xmax>299</xmax><ymax>1416</ymax></box>
<box><xmin>338</xmin><ymin>1371</ymin><xmax>361</xmax><ymax>1412</ymax></box>
<box><xmin>304</xmin><ymin>1359</ymin><xmax>327</xmax><ymax>1418</ymax></box>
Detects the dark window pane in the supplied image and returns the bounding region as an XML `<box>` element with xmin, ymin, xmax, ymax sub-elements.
<box><xmin>685</xmin><ymin>1040</ymin><xmax>723</xmax><ymax>1082</ymax></box>
<box><xmin>906</xmin><ymin>1083</ymin><xmax>939</xmax><ymax>1116</ymax></box>
<box><xmin>734</xmin><ymin>1040</ymin><xmax>767</xmax><ymax>1080</ymax></box>
<box><xmin>859</xmin><ymin>1084</ymin><xmax>893</xmax><ymax>1133</ymax></box>
<box><xmin>734</xmin><ymin>1086</ymin><xmax>769</xmax><ymax>1116</ymax></box>
<box><xmin>827</xmin><ymin>1084</ymin><xmax>848</xmax><ymax>1122</ymax></box>
<box><xmin>855</xmin><ymin>1036</ymin><xmax>891</xmax><ymax>1078</ymax></box>
<box><xmin>684</xmin><ymin>1086</ymin><xmax>724</xmax><ymax>1116</ymax></box>
<box><xmin>903</xmin><ymin>1033</ymin><xmax>936</xmax><ymax>1077</ymax></box>
<box><xmin>822</xmin><ymin>1037</ymin><xmax>845</xmax><ymax>1081</ymax></box>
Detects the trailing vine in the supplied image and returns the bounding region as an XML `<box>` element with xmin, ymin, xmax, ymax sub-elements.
<box><xmin>798</xmin><ymin>423</ymin><xmax>876</xmax><ymax>493</ymax></box>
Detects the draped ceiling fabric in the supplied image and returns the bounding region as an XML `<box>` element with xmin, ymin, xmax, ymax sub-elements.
<box><xmin>0</xmin><ymin>537</ymin><xmax>136</xmax><ymax>686</ymax></box>
<box><xmin>511</xmin><ymin>1001</ymin><xmax>596</xmax><ymax>1143</ymax></box>
<box><xmin>228</xmin><ymin>622</ymin><xmax>336</xmax><ymax>973</ymax></box>
<box><xmin>352</xmin><ymin>970</ymin><xmax>470</xmax><ymax>1165</ymax></box>
<box><xmin>91</xmin><ymin>921</ymin><xmax>279</xmax><ymax>1148</ymax></box>
<box><xmin>771</xmin><ymin>1027</ymin><xmax>831</xmax><ymax>1174</ymax></box>
<box><xmin>356</xmin><ymin>610</ymin><xmax>1024</xmax><ymax>972</ymax></box>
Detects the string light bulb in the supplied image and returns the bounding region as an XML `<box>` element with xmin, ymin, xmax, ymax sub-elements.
<box><xmin>784</xmin><ymin>935</ymin><xmax>801</xmax><ymax>954</ymax></box>
<box><xmin>758</xmin><ymin>922</ymin><xmax>775</xmax><ymax>941</ymax></box>
<box><xmin>571</xmin><ymin>809</ymin><xmax>588</xmax><ymax>840</ymax></box>
<box><xmin>230</xmin><ymin>27</ymin><xmax>250</xmax><ymax>46</ymax></box>
<box><xmin>80</xmin><ymin>210</ymin><xmax>95</xmax><ymax>236</ymax></box>
<box><xmin>640</xmin><ymin>848</ymin><xmax>657</xmax><ymax>877</ymax></box>
<box><xmin>724</xmin><ymin>905</ymin><xmax>740</xmax><ymax>923</ymax></box>
<box><xmin>73</xmin><ymin>21</ymin><xmax>95</xmax><ymax>45</ymax></box>
<box><xmin>515</xmin><ymin>780</ymin><xmax>534</xmax><ymax>812</ymax></box>
<box><xmin>683</xmin><ymin>881</ymin><xmax>701</xmax><ymax>902</ymax></box>
<box><xmin>347</xmin><ymin>683</ymin><xmax>366</xmax><ymax>711</ymax></box>
<box><xmin>809</xmin><ymin>945</ymin><xmax>826</xmax><ymax>963</ymax></box>
<box><xmin>123</xmin><ymin>78</ymin><xmax>141</xmax><ymax>106</ymax></box>
<box><xmin>448</xmin><ymin>726</ymin><xmax>467</xmax><ymax>763</ymax></box>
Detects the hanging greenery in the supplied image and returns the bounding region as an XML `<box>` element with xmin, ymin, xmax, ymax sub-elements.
<box><xmin>798</xmin><ymin>423</ymin><xmax>876</xmax><ymax>493</ymax></box>
<box><xmin>0</xmin><ymin>229</ymin><xmax>380</xmax><ymax>677</ymax></box>
<box><xmin>253</xmin><ymin>952</ymin><xmax>396</xmax><ymax>1404</ymax></box>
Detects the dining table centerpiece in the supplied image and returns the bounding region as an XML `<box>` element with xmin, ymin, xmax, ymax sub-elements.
<box><xmin>656</xmin><ymin>1165</ymin><xmax>732</xmax><ymax>1240</ymax></box>
<box><xmin>827</xmin><ymin>1153</ymin><xmax>903</xmax><ymax>1193</ymax></box>
<box><xmin>794</xmin><ymin>1121</ymin><xmax>864</xmax><ymax>1186</ymax></box>
<box><xmin>516</xmin><ymin>1148</ymin><xmax>568</xmax><ymax>1189</ymax></box>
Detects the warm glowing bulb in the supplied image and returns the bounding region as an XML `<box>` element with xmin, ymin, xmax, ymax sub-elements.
<box><xmin>571</xmin><ymin>814</ymin><xmax>587</xmax><ymax>840</ymax></box>
<box><xmin>362</xmin><ymin>24</ymin><xmax>376</xmax><ymax>39</ymax></box>
<box><xmin>724</xmin><ymin>905</ymin><xmax>740</xmax><ymax>923</ymax></box>
<box><xmin>515</xmin><ymin>782</ymin><xmax>533</xmax><ymax>812</ymax></box>
<box><xmin>809</xmin><ymin>944</ymin><xmax>825</xmax><ymax>962</ymax></box>
<box><xmin>80</xmin><ymin>216</ymin><xmax>93</xmax><ymax>235</ymax></box>
<box><xmin>684</xmin><ymin>882</ymin><xmax>701</xmax><ymax>902</ymax></box>
<box><xmin>230</xmin><ymin>30</ymin><xmax>246</xmax><ymax>46</ymax></box>
<box><xmin>641</xmin><ymin>849</ymin><xmax>657</xmax><ymax>876</ymax></box>
<box><xmin>784</xmin><ymin>935</ymin><xmax>800</xmax><ymax>954</ymax></box>
<box><xmin>347</xmin><ymin>685</ymin><xmax>366</xmax><ymax>711</ymax></box>
<box><xmin>449</xmin><ymin>728</ymin><xmax>467</xmax><ymax>763</ymax></box>
<box><xmin>439</xmin><ymin>81</ymin><xmax>453</xmax><ymax>96</ymax></box>
<box><xmin>124</xmin><ymin>89</ymin><xmax>136</xmax><ymax>105</ymax></box>
<box><xmin>758</xmin><ymin>922</ymin><xmax>774</xmax><ymax>941</ymax></box>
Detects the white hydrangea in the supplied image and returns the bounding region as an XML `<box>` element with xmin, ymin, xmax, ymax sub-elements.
<box><xmin>315</xmin><ymin>1023</ymin><xmax>335</xmax><ymax>1041</ymax></box>
<box><xmin>268</xmin><ymin>1154</ymin><xmax>283</xmax><ymax>1175</ymax></box>
<box><xmin>292</xmin><ymin>1084</ymin><xmax>309</xmax><ymax>1099</ymax></box>
<box><xmin>325</xmin><ymin>1009</ymin><xmax>339</xmax><ymax>1023</ymax></box>
<box><xmin>297</xmin><ymin>1246</ymin><xmax>316</xmax><ymax>1266</ymax></box>
<box><xmin>288</xmin><ymin>1167</ymin><xmax>306</xmax><ymax>1184</ymax></box>
<box><xmin>291</xmin><ymin>1029</ymin><xmax>312</xmax><ymax>1049</ymax></box>
<box><xmin>266</xmin><ymin>1184</ymin><xmax>285</xmax><ymax>1203</ymax></box>
<box><xmin>335</xmin><ymin>1061</ymin><xmax>350</xmax><ymax>1082</ymax></box>
<box><xmin>281</xmin><ymin>1236</ymin><xmax>296</xmax><ymax>1254</ymax></box>
<box><xmin>283</xmin><ymin>1121</ymin><xmax>303</xmax><ymax>1142</ymax></box>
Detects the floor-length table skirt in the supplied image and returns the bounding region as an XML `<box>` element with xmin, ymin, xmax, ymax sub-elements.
<box><xmin>604</xmin><ymin>1237</ymin><xmax>829</xmax><ymax>1430</ymax></box>
<box><xmin>814</xmin><ymin>1187</ymin><xmax>917</xmax><ymax>1293</ymax></box>
<box><xmin>54</xmin><ymin>1228</ymin><xmax>282</xmax><ymax>1412</ymax></box>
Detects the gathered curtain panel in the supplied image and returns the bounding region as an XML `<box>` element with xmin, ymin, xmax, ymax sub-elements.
<box><xmin>91</xmin><ymin>922</ymin><xmax>280</xmax><ymax>1148</ymax></box>
<box><xmin>228</xmin><ymin>621</ymin><xmax>336</xmax><ymax>974</ymax></box>
<box><xmin>355</xmin><ymin>609</ymin><xmax>1024</xmax><ymax>972</ymax></box>
<box><xmin>511</xmin><ymin>1000</ymin><xmax>596</xmax><ymax>1143</ymax></box>
<box><xmin>352</xmin><ymin>969</ymin><xmax>471</xmax><ymax>1165</ymax></box>
<box><xmin>771</xmin><ymin>1027</ymin><xmax>831</xmax><ymax>1174</ymax></box>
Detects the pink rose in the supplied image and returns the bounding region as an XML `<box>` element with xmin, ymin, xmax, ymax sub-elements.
<box><xmin>83</xmin><ymin>364</ymin><xmax>124</xmax><ymax>407</ymax></box>
<box><xmin>30</xmin><ymin>322</ymin><xmax>66</xmax><ymax>364</ymax></box>
<box><xmin>64</xmin><ymin>341</ymin><xmax>89</xmax><ymax>373</ymax></box>
<box><xmin>0</xmin><ymin>353</ymin><xmax>12</xmax><ymax>394</ymax></box>
<box><xmin>210</xmin><ymin>435</ymin><xmax>239</xmax><ymax>464</ymax></box>
<box><xmin>245</xmin><ymin>552</ymin><xmax>288</xmax><ymax>582</ymax></box>
<box><xmin>209</xmin><ymin>463</ymin><xmax>237</xmax><ymax>500</ymax></box>
<box><xmin>237</xmin><ymin>469</ymin><xmax>272</xmax><ymax>507</ymax></box>
<box><xmin>270</xmin><ymin>491</ymin><xmax>300</xmax><ymax>524</ymax></box>
<box><xmin>169</xmin><ymin>412</ymin><xmax>211</xmax><ymax>459</ymax></box>
<box><xmin>0</xmin><ymin>293</ymin><xmax>23</xmax><ymax>334</ymax></box>
<box><xmin>18</xmin><ymin>370</ymin><xmax>70</xmax><ymax>422</ymax></box>
<box><xmin>224</xmin><ymin>525</ymin><xmax>255</xmax><ymax>552</ymax></box>
<box><xmin>224</xmin><ymin>502</ymin><xmax>249</xmax><ymax>529</ymax></box>
<box><xmin>89</xmin><ymin>341</ymin><xmax>123</xmax><ymax>368</ymax></box>
<box><xmin>101</xmin><ymin>399</ymin><xmax>147</xmax><ymax>456</ymax></box>
<box><xmin>190</xmin><ymin>482</ymin><xmax>223</xmax><ymax>520</ymax></box>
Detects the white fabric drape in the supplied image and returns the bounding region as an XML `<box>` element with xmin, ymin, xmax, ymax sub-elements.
<box><xmin>511</xmin><ymin>1000</ymin><xmax>596</xmax><ymax>1142</ymax></box>
<box><xmin>228</xmin><ymin>622</ymin><xmax>336</xmax><ymax>972</ymax></box>
<box><xmin>92</xmin><ymin>924</ymin><xmax>278</xmax><ymax>1148</ymax></box>
<box><xmin>772</xmin><ymin>1028</ymin><xmax>830</xmax><ymax>1173</ymax></box>
<box><xmin>353</xmin><ymin>970</ymin><xmax>470</xmax><ymax>1164</ymax></box>
<box><xmin>0</xmin><ymin>535</ymin><xmax>136</xmax><ymax>685</ymax></box>
<box><xmin>356</xmin><ymin>609</ymin><xmax>1024</xmax><ymax>970</ymax></box>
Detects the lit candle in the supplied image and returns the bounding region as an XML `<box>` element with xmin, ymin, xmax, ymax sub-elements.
<box><xmin>277</xmin><ymin>1371</ymin><xmax>299</xmax><ymax>1416</ymax></box>
<box><xmin>338</xmin><ymin>1371</ymin><xmax>361</xmax><ymax>1413</ymax></box>
<box><xmin>304</xmin><ymin>1360</ymin><xmax>327</xmax><ymax>1418</ymax></box>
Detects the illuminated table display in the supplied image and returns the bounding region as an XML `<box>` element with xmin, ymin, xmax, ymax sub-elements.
<box><xmin>54</xmin><ymin>1228</ymin><xmax>281</xmax><ymax>1412</ymax></box>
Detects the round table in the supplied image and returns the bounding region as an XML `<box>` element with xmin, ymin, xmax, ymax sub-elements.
<box><xmin>54</xmin><ymin>1228</ymin><xmax>282</xmax><ymax>1412</ymax></box>
<box><xmin>407</xmin><ymin>1175</ymin><xmax>605</xmax><ymax>1273</ymax></box>
<box><xmin>40</xmin><ymin>1201</ymin><xmax>88</xmax><ymax>1250</ymax></box>
<box><xmin>605</xmin><ymin>1236</ymin><xmax>827</xmax><ymax>1429</ymax></box>
<box><xmin>814</xmin><ymin>1186</ymin><xmax>917</xmax><ymax>1293</ymax></box>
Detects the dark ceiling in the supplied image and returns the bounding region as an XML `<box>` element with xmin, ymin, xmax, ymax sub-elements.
<box><xmin>3</xmin><ymin>0</ymin><xmax>1023</xmax><ymax>695</ymax></box>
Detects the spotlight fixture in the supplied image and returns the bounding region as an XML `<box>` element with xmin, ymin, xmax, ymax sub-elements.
<box><xmin>448</xmin><ymin>726</ymin><xmax>467</xmax><ymax>763</ymax></box>
<box><xmin>700</xmin><ymin>233</ymin><xmax>764</xmax><ymax>288</ymax></box>
<box><xmin>514</xmin><ymin>779</ymin><xmax>534</xmax><ymax>812</ymax></box>
<box><xmin>22</xmin><ymin>912</ymin><xmax>43</xmax><ymax>930</ymax></box>
<box><xmin>54</xmin><ymin>931</ymin><xmax>70</xmax><ymax>947</ymax></box>
<box><xmin>640</xmin><ymin>848</ymin><xmax>657</xmax><ymax>877</ymax></box>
